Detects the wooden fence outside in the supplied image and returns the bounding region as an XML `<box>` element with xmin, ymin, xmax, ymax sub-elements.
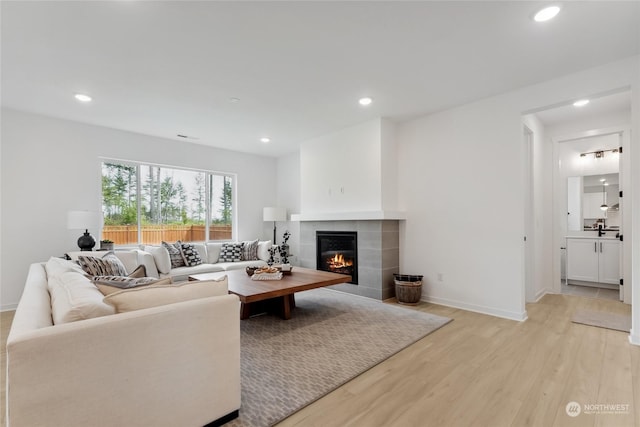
<box><xmin>102</xmin><ymin>224</ymin><xmax>232</xmax><ymax>245</ymax></box>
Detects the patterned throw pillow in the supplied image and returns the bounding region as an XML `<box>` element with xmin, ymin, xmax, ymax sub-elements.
<box><xmin>219</xmin><ymin>242</ymin><xmax>244</xmax><ymax>262</ymax></box>
<box><xmin>162</xmin><ymin>241</ymin><xmax>186</xmax><ymax>268</ymax></box>
<box><xmin>92</xmin><ymin>276</ymin><xmax>172</xmax><ymax>296</ymax></box>
<box><xmin>242</xmin><ymin>239</ymin><xmax>259</xmax><ymax>261</ymax></box>
<box><xmin>180</xmin><ymin>243</ymin><xmax>203</xmax><ymax>266</ymax></box>
<box><xmin>78</xmin><ymin>252</ymin><xmax>128</xmax><ymax>276</ymax></box>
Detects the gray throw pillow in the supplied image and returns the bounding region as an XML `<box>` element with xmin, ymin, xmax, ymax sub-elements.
<box><xmin>162</xmin><ymin>241</ymin><xmax>186</xmax><ymax>268</ymax></box>
<box><xmin>242</xmin><ymin>239</ymin><xmax>259</xmax><ymax>261</ymax></box>
<box><xmin>93</xmin><ymin>276</ymin><xmax>172</xmax><ymax>296</ymax></box>
<box><xmin>78</xmin><ymin>252</ymin><xmax>128</xmax><ymax>276</ymax></box>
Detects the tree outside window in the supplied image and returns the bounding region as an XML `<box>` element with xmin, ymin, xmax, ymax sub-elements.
<box><xmin>101</xmin><ymin>161</ymin><xmax>233</xmax><ymax>245</ymax></box>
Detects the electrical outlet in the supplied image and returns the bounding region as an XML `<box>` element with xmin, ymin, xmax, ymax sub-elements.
<box><xmin>437</xmin><ymin>273</ymin><xmax>444</xmax><ymax>282</ymax></box>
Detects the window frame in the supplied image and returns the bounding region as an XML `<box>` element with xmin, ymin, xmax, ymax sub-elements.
<box><xmin>100</xmin><ymin>158</ymin><xmax>236</xmax><ymax>246</ymax></box>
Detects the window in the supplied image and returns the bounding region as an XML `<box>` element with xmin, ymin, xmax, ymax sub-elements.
<box><xmin>101</xmin><ymin>161</ymin><xmax>233</xmax><ymax>245</ymax></box>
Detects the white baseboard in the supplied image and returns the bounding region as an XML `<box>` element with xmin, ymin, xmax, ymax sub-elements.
<box><xmin>422</xmin><ymin>295</ymin><xmax>528</xmax><ymax>322</ymax></box>
<box><xmin>533</xmin><ymin>288</ymin><xmax>549</xmax><ymax>303</ymax></box>
<box><xmin>1</xmin><ymin>303</ymin><xmax>18</xmax><ymax>312</ymax></box>
<box><xmin>629</xmin><ymin>328</ymin><xmax>640</xmax><ymax>346</ymax></box>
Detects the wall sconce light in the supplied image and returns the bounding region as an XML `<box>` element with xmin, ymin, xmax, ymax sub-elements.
<box><xmin>579</xmin><ymin>148</ymin><xmax>619</xmax><ymax>159</ymax></box>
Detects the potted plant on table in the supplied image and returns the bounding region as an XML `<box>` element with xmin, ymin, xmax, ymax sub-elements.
<box><xmin>100</xmin><ymin>239</ymin><xmax>114</xmax><ymax>251</ymax></box>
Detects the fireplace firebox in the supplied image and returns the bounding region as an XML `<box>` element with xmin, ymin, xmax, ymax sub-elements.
<box><xmin>316</xmin><ymin>231</ymin><xmax>358</xmax><ymax>284</ymax></box>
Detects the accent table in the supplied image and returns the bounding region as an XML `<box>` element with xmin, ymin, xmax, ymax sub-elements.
<box><xmin>188</xmin><ymin>267</ymin><xmax>351</xmax><ymax>320</ymax></box>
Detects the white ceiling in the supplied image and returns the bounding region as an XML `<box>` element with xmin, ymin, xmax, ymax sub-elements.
<box><xmin>2</xmin><ymin>1</ymin><xmax>639</xmax><ymax>157</ymax></box>
<box><xmin>535</xmin><ymin>90</ymin><xmax>632</xmax><ymax>127</ymax></box>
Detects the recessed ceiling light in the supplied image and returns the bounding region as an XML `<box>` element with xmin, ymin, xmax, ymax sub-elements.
<box><xmin>74</xmin><ymin>93</ymin><xmax>92</xmax><ymax>102</ymax></box>
<box><xmin>260</xmin><ymin>137</ymin><xmax>271</xmax><ymax>143</ymax></box>
<box><xmin>358</xmin><ymin>97</ymin><xmax>373</xmax><ymax>106</ymax></box>
<box><xmin>230</xmin><ymin>97</ymin><xmax>240</xmax><ymax>103</ymax></box>
<box><xmin>534</xmin><ymin>6</ymin><xmax>560</xmax><ymax>22</ymax></box>
<box><xmin>573</xmin><ymin>99</ymin><xmax>590</xmax><ymax>107</ymax></box>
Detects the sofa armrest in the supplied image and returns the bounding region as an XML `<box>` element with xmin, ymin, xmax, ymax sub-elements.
<box><xmin>6</xmin><ymin>294</ymin><xmax>241</xmax><ymax>427</ymax></box>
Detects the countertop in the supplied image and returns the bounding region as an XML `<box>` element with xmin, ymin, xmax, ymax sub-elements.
<box><xmin>566</xmin><ymin>235</ymin><xmax>619</xmax><ymax>240</ymax></box>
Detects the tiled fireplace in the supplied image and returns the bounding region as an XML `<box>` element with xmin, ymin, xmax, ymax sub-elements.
<box><xmin>316</xmin><ymin>231</ymin><xmax>358</xmax><ymax>284</ymax></box>
<box><xmin>299</xmin><ymin>220</ymin><xmax>399</xmax><ymax>300</ymax></box>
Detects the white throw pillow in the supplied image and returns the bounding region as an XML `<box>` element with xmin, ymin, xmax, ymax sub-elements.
<box><xmin>49</xmin><ymin>272</ymin><xmax>116</xmax><ymax>324</ymax></box>
<box><xmin>206</xmin><ymin>242</ymin><xmax>223</xmax><ymax>264</ymax></box>
<box><xmin>144</xmin><ymin>245</ymin><xmax>172</xmax><ymax>274</ymax></box>
<box><xmin>257</xmin><ymin>240</ymin><xmax>272</xmax><ymax>261</ymax></box>
<box><xmin>103</xmin><ymin>276</ymin><xmax>228</xmax><ymax>313</ymax></box>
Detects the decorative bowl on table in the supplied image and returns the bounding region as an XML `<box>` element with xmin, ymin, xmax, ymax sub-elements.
<box><xmin>245</xmin><ymin>266</ymin><xmax>260</xmax><ymax>276</ymax></box>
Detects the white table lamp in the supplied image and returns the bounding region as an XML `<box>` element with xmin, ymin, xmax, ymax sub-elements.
<box><xmin>263</xmin><ymin>207</ymin><xmax>286</xmax><ymax>244</ymax></box>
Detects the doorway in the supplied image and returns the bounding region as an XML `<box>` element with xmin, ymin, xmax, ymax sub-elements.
<box><xmin>558</xmin><ymin>133</ymin><xmax>622</xmax><ymax>302</ymax></box>
<box><xmin>524</xmin><ymin>90</ymin><xmax>631</xmax><ymax>304</ymax></box>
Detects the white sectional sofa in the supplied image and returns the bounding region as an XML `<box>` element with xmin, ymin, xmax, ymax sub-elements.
<box><xmin>138</xmin><ymin>241</ymin><xmax>272</xmax><ymax>282</ymax></box>
<box><xmin>6</xmin><ymin>251</ymin><xmax>242</xmax><ymax>427</ymax></box>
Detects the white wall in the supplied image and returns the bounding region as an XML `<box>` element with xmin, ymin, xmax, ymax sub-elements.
<box><xmin>0</xmin><ymin>109</ymin><xmax>277</xmax><ymax>310</ymax></box>
<box><xmin>380</xmin><ymin>119</ymin><xmax>398</xmax><ymax>212</ymax></box>
<box><xmin>522</xmin><ymin>114</ymin><xmax>552</xmax><ymax>302</ymax></box>
<box><xmin>276</xmin><ymin>151</ymin><xmax>301</xmax><ymax>260</ymax></box>
<box><xmin>396</xmin><ymin>56</ymin><xmax>639</xmax><ymax>322</ymax></box>
<box><xmin>300</xmin><ymin>118</ymin><xmax>384</xmax><ymax>214</ymax></box>
<box><xmin>630</xmin><ymin>74</ymin><xmax>640</xmax><ymax>345</ymax></box>
<box><xmin>397</xmin><ymin>96</ymin><xmax>527</xmax><ymax>320</ymax></box>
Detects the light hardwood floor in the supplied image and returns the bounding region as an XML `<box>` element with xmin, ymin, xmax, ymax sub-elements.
<box><xmin>1</xmin><ymin>295</ymin><xmax>637</xmax><ymax>427</ymax></box>
<box><xmin>277</xmin><ymin>294</ymin><xmax>638</xmax><ymax>427</ymax></box>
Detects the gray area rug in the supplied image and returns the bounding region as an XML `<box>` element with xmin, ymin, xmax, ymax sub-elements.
<box><xmin>227</xmin><ymin>288</ymin><xmax>452</xmax><ymax>427</ymax></box>
<box><xmin>571</xmin><ymin>309</ymin><xmax>631</xmax><ymax>332</ymax></box>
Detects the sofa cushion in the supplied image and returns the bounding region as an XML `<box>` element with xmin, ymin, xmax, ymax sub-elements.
<box><xmin>192</xmin><ymin>243</ymin><xmax>207</xmax><ymax>261</ymax></box>
<box><xmin>44</xmin><ymin>257</ymin><xmax>86</xmax><ymax>280</ymax></box>
<box><xmin>144</xmin><ymin>245</ymin><xmax>171</xmax><ymax>274</ymax></box>
<box><xmin>168</xmin><ymin>263</ymin><xmax>225</xmax><ymax>282</ymax></box>
<box><xmin>93</xmin><ymin>276</ymin><xmax>172</xmax><ymax>296</ymax></box>
<box><xmin>78</xmin><ymin>252</ymin><xmax>128</xmax><ymax>276</ymax></box>
<box><xmin>103</xmin><ymin>276</ymin><xmax>229</xmax><ymax>313</ymax></box>
<box><xmin>49</xmin><ymin>272</ymin><xmax>116</xmax><ymax>324</ymax></box>
<box><xmin>162</xmin><ymin>241</ymin><xmax>186</xmax><ymax>268</ymax></box>
<box><xmin>206</xmin><ymin>242</ymin><xmax>223</xmax><ymax>264</ymax></box>
<box><xmin>181</xmin><ymin>242</ymin><xmax>203</xmax><ymax>266</ymax></box>
<box><xmin>220</xmin><ymin>242</ymin><xmax>244</xmax><ymax>262</ymax></box>
<box><xmin>257</xmin><ymin>240</ymin><xmax>272</xmax><ymax>262</ymax></box>
<box><xmin>242</xmin><ymin>239</ymin><xmax>259</xmax><ymax>261</ymax></box>
<box><xmin>218</xmin><ymin>260</ymin><xmax>268</xmax><ymax>271</ymax></box>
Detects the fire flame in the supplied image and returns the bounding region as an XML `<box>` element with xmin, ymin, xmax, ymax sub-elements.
<box><xmin>328</xmin><ymin>253</ymin><xmax>353</xmax><ymax>270</ymax></box>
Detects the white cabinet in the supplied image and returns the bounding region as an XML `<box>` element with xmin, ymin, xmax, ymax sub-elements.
<box><xmin>598</xmin><ymin>239</ymin><xmax>620</xmax><ymax>284</ymax></box>
<box><xmin>567</xmin><ymin>238</ymin><xmax>619</xmax><ymax>285</ymax></box>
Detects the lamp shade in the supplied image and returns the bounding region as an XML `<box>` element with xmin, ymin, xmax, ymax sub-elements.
<box><xmin>263</xmin><ymin>207</ymin><xmax>287</xmax><ymax>222</ymax></box>
<box><xmin>67</xmin><ymin>211</ymin><xmax>101</xmax><ymax>230</ymax></box>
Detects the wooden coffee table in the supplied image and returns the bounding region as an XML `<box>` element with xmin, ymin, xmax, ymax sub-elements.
<box><xmin>188</xmin><ymin>267</ymin><xmax>351</xmax><ymax>320</ymax></box>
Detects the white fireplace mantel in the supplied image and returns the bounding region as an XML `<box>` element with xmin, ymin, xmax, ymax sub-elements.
<box><xmin>290</xmin><ymin>211</ymin><xmax>406</xmax><ymax>222</ymax></box>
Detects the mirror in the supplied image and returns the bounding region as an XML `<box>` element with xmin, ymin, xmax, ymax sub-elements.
<box><xmin>567</xmin><ymin>173</ymin><xmax>620</xmax><ymax>231</ymax></box>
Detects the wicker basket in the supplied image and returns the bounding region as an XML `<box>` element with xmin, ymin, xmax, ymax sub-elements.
<box><xmin>394</xmin><ymin>274</ymin><xmax>423</xmax><ymax>305</ymax></box>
